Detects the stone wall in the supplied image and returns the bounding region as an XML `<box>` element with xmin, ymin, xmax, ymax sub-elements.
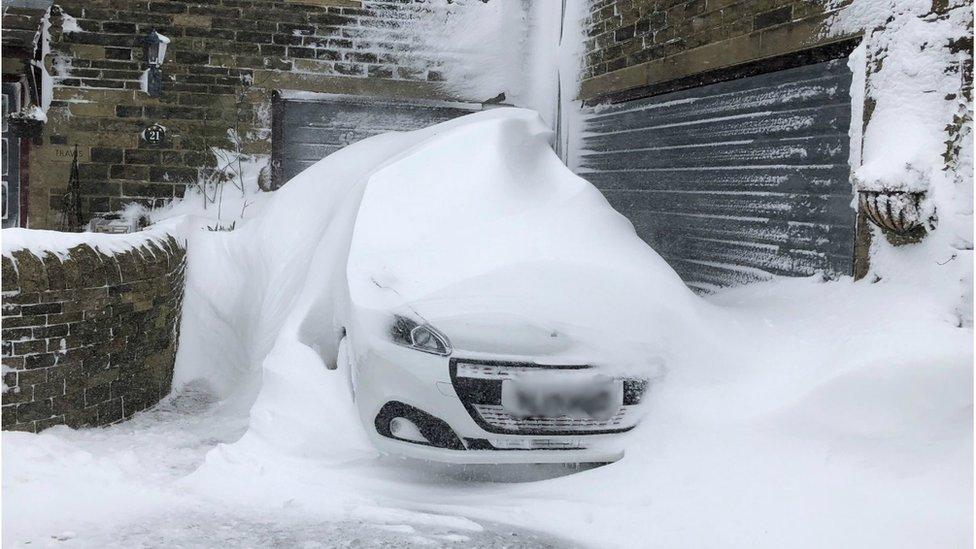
<box><xmin>28</xmin><ymin>0</ymin><xmax>486</xmax><ymax>229</ymax></box>
<box><xmin>579</xmin><ymin>0</ymin><xmax>857</xmax><ymax>101</ymax></box>
<box><xmin>1</xmin><ymin>234</ymin><xmax>185</xmax><ymax>432</ymax></box>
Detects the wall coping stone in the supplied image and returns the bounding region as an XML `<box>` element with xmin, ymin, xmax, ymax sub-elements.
<box><xmin>2</xmin><ymin>218</ymin><xmax>186</xmax><ymax>262</ymax></box>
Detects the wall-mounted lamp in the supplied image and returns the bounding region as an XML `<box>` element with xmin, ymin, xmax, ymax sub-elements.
<box><xmin>145</xmin><ymin>29</ymin><xmax>170</xmax><ymax>98</ymax></box>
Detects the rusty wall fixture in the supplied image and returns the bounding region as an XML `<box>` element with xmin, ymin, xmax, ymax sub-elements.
<box><xmin>5</xmin><ymin>108</ymin><xmax>44</xmax><ymax>140</ymax></box>
<box><xmin>857</xmin><ymin>190</ymin><xmax>928</xmax><ymax>235</ymax></box>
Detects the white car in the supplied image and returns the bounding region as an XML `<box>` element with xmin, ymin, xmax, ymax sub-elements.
<box><xmin>342</xmin><ymin>313</ymin><xmax>651</xmax><ymax>464</ymax></box>
<box><xmin>336</xmin><ymin>108</ymin><xmax>699</xmax><ymax>464</ymax></box>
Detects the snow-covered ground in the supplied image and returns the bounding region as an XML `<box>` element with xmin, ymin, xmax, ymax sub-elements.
<box><xmin>3</xmin><ymin>276</ymin><xmax>970</xmax><ymax>548</ymax></box>
<box><xmin>1</xmin><ymin>383</ymin><xmax>577</xmax><ymax>548</ymax></box>
<box><xmin>3</xmin><ymin>109</ymin><xmax>972</xmax><ymax>548</ymax></box>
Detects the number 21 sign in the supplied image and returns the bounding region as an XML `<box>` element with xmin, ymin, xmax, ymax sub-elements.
<box><xmin>142</xmin><ymin>123</ymin><xmax>166</xmax><ymax>145</ymax></box>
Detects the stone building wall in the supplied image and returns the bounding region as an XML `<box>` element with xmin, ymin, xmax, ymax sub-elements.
<box><xmin>579</xmin><ymin>0</ymin><xmax>857</xmax><ymax>101</ymax></box>
<box><xmin>1</xmin><ymin>234</ymin><xmax>185</xmax><ymax>432</ymax></box>
<box><xmin>28</xmin><ymin>0</ymin><xmax>485</xmax><ymax>229</ymax></box>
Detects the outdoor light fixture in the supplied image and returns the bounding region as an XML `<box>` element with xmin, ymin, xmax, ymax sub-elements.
<box><xmin>144</xmin><ymin>29</ymin><xmax>170</xmax><ymax>98</ymax></box>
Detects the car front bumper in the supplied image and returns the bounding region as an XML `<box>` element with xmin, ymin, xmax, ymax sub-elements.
<box><xmin>353</xmin><ymin>339</ymin><xmax>646</xmax><ymax>464</ymax></box>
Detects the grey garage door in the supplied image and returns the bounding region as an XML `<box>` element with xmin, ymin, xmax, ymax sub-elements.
<box><xmin>272</xmin><ymin>92</ymin><xmax>482</xmax><ymax>185</ymax></box>
<box><xmin>578</xmin><ymin>59</ymin><xmax>856</xmax><ymax>291</ymax></box>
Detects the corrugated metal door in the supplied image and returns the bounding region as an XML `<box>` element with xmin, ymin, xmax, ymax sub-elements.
<box><xmin>272</xmin><ymin>93</ymin><xmax>482</xmax><ymax>186</ymax></box>
<box><xmin>577</xmin><ymin>59</ymin><xmax>855</xmax><ymax>291</ymax></box>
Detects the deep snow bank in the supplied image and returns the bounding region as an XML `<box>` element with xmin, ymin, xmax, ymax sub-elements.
<box><xmin>162</xmin><ymin>108</ymin><xmax>972</xmax><ymax>547</ymax></box>
<box><xmin>177</xmin><ymin>108</ymin><xmax>701</xmax><ymax>400</ymax></box>
<box><xmin>344</xmin><ymin>109</ymin><xmax>701</xmax><ymax>376</ymax></box>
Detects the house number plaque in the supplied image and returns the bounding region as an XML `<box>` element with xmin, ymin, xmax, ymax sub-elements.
<box><xmin>142</xmin><ymin>123</ymin><xmax>166</xmax><ymax>145</ymax></box>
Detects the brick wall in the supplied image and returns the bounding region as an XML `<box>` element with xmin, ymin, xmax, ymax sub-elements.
<box><xmin>1</xmin><ymin>234</ymin><xmax>185</xmax><ymax>432</ymax></box>
<box><xmin>579</xmin><ymin>0</ymin><xmax>856</xmax><ymax>100</ymax></box>
<box><xmin>28</xmin><ymin>0</ymin><xmax>483</xmax><ymax>229</ymax></box>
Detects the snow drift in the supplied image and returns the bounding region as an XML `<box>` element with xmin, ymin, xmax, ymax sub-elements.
<box><xmin>171</xmin><ymin>108</ymin><xmax>970</xmax><ymax>547</ymax></box>
<box><xmin>344</xmin><ymin>109</ymin><xmax>702</xmax><ymax>377</ymax></box>
<box><xmin>178</xmin><ymin>107</ymin><xmax>701</xmax><ymax>402</ymax></box>
<box><xmin>3</xmin><ymin>108</ymin><xmax>970</xmax><ymax>548</ymax></box>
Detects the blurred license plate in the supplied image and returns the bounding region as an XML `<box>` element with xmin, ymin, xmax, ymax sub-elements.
<box><xmin>501</xmin><ymin>377</ymin><xmax>622</xmax><ymax>420</ymax></box>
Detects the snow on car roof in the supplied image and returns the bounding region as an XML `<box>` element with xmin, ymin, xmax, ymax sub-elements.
<box><xmin>345</xmin><ymin>108</ymin><xmax>699</xmax><ymax>371</ymax></box>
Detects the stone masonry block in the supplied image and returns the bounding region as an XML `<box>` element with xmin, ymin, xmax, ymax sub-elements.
<box><xmin>64</xmin><ymin>406</ymin><xmax>99</xmax><ymax>429</ymax></box>
<box><xmin>40</xmin><ymin>253</ymin><xmax>67</xmax><ymax>290</ymax></box>
<box><xmin>1</xmin><ymin>256</ymin><xmax>19</xmax><ymax>292</ymax></box>
<box><xmin>95</xmin><ymin>251</ymin><xmax>123</xmax><ymax>286</ymax></box>
<box><xmin>6</xmin><ymin>422</ymin><xmax>37</xmax><ymax>433</ymax></box>
<box><xmin>3</xmin><ymin>327</ymin><xmax>32</xmax><ymax>341</ymax></box>
<box><xmin>16</xmin><ymin>368</ymin><xmax>47</xmax><ymax>386</ymax></box>
<box><xmin>66</xmin><ymin>245</ymin><xmax>104</xmax><ymax>286</ymax></box>
<box><xmin>21</xmin><ymin>302</ymin><xmax>62</xmax><ymax>316</ymax></box>
<box><xmin>46</xmin><ymin>362</ymin><xmax>86</xmax><ymax>386</ymax></box>
<box><xmin>12</xmin><ymin>340</ymin><xmax>47</xmax><ymax>355</ymax></box>
<box><xmin>17</xmin><ymin>399</ymin><xmax>53</xmax><ymax>422</ymax></box>
<box><xmin>97</xmin><ymin>397</ymin><xmax>123</xmax><ymax>424</ymax></box>
<box><xmin>59</xmin><ymin>254</ymin><xmax>86</xmax><ymax>289</ymax></box>
<box><xmin>173</xmin><ymin>13</ymin><xmax>212</xmax><ymax>27</ymax></box>
<box><xmin>4</xmin><ymin>291</ymin><xmax>40</xmax><ymax>305</ymax></box>
<box><xmin>2</xmin><ymin>356</ymin><xmax>26</xmax><ymax>371</ymax></box>
<box><xmin>2</xmin><ymin>386</ymin><xmax>33</xmax><ymax>406</ymax></box>
<box><xmin>24</xmin><ymin>354</ymin><xmax>58</xmax><ymax>370</ymax></box>
<box><xmin>32</xmin><ymin>380</ymin><xmax>66</xmax><ymax>400</ymax></box>
<box><xmin>84</xmin><ymin>383</ymin><xmax>111</xmax><ymax>407</ymax></box>
<box><xmin>115</xmin><ymin>249</ymin><xmax>148</xmax><ymax>283</ymax></box>
<box><xmin>2</xmin><ymin>406</ymin><xmax>17</xmax><ymax>428</ymax></box>
<box><xmin>9</xmin><ymin>251</ymin><xmax>47</xmax><ymax>293</ymax></box>
<box><xmin>52</xmin><ymin>389</ymin><xmax>86</xmax><ymax>415</ymax></box>
<box><xmin>34</xmin><ymin>416</ymin><xmax>68</xmax><ymax>432</ymax></box>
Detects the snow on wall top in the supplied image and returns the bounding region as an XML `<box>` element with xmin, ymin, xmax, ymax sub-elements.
<box><xmin>0</xmin><ymin>217</ymin><xmax>185</xmax><ymax>260</ymax></box>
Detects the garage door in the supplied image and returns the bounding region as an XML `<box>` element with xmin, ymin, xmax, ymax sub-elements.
<box><xmin>272</xmin><ymin>92</ymin><xmax>482</xmax><ymax>186</ymax></box>
<box><xmin>578</xmin><ymin>59</ymin><xmax>856</xmax><ymax>291</ymax></box>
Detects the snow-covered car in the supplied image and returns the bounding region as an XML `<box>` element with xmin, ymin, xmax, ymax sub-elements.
<box><xmin>333</xmin><ymin>108</ymin><xmax>701</xmax><ymax>464</ymax></box>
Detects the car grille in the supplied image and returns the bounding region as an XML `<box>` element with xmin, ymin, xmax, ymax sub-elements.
<box><xmin>455</xmin><ymin>362</ymin><xmax>589</xmax><ymax>379</ymax></box>
<box><xmin>472</xmin><ymin>404</ymin><xmax>636</xmax><ymax>432</ymax></box>
<box><xmin>449</xmin><ymin>358</ymin><xmax>647</xmax><ymax>436</ymax></box>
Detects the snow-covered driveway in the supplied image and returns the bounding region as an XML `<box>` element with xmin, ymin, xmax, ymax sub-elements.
<box><xmin>2</xmin><ymin>382</ymin><xmax>577</xmax><ymax>548</ymax></box>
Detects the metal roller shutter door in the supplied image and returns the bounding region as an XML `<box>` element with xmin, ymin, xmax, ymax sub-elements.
<box><xmin>578</xmin><ymin>59</ymin><xmax>856</xmax><ymax>291</ymax></box>
<box><xmin>273</xmin><ymin>93</ymin><xmax>482</xmax><ymax>185</ymax></box>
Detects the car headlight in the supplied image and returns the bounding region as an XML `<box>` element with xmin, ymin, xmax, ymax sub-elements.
<box><xmin>391</xmin><ymin>315</ymin><xmax>452</xmax><ymax>356</ymax></box>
